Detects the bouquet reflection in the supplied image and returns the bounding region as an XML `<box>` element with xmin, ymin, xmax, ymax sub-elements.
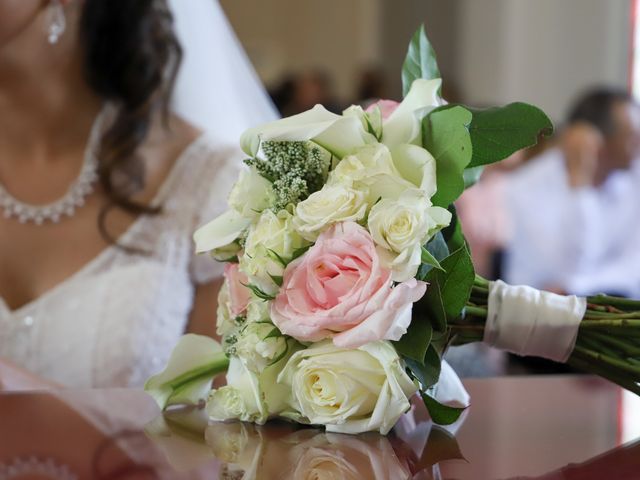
<box><xmin>146</xmin><ymin>406</ymin><xmax>465</xmax><ymax>479</ymax></box>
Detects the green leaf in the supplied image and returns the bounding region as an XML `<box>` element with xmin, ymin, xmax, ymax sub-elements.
<box><xmin>268</xmin><ymin>274</ymin><xmax>283</xmax><ymax>287</ymax></box>
<box><xmin>421</xmin><ymin>247</ymin><xmax>444</xmax><ymax>272</ymax></box>
<box><xmin>463</xmin><ymin>165</ymin><xmax>484</xmax><ymax>188</ymax></box>
<box><xmin>427</xmin><ymin>231</ymin><xmax>450</xmax><ymax>261</ymax></box>
<box><xmin>417</xmin><ymin>232</ymin><xmax>449</xmax><ymax>280</ymax></box>
<box><xmin>423</xmin><ymin>106</ymin><xmax>473</xmax><ymax>207</ymax></box>
<box><xmin>441</xmin><ymin>207</ymin><xmax>466</xmax><ymax>253</ymax></box>
<box><xmin>241</xmin><ymin>283</ymin><xmax>276</xmax><ymax>301</ymax></box>
<box><xmin>290</xmin><ymin>245</ymin><xmax>311</xmax><ymax>262</ymax></box>
<box><xmin>266</xmin><ymin>248</ymin><xmax>288</xmax><ymax>268</ymax></box>
<box><xmin>402</xmin><ymin>24</ymin><xmax>441</xmax><ymax>97</ymax></box>
<box><xmin>405</xmin><ymin>344</ymin><xmax>441</xmax><ymax>389</ymax></box>
<box><xmin>467</xmin><ymin>102</ymin><xmax>553</xmax><ymax>168</ymax></box>
<box><xmin>394</xmin><ymin>321</ymin><xmax>433</xmax><ymax>364</ymax></box>
<box><xmin>417</xmin><ymin>245</ymin><xmax>475</xmax><ymax>331</ymax></box>
<box><xmin>264</xmin><ymin>327</ymin><xmax>282</xmax><ymax>340</ymax></box>
<box><xmin>421</xmin><ymin>392</ymin><xmax>467</xmax><ymax>425</ymax></box>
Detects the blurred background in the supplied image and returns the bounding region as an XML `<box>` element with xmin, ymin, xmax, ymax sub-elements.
<box><xmin>221</xmin><ymin>0</ymin><xmax>632</xmax><ymax>121</ymax></box>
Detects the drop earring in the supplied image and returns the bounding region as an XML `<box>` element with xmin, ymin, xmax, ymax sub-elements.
<box><xmin>46</xmin><ymin>0</ymin><xmax>66</xmax><ymax>44</ymax></box>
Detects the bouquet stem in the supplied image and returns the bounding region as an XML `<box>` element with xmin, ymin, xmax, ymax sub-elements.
<box><xmin>450</xmin><ymin>275</ymin><xmax>640</xmax><ymax>396</ymax></box>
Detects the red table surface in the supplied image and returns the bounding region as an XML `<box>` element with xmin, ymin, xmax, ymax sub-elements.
<box><xmin>0</xmin><ymin>375</ymin><xmax>638</xmax><ymax>479</ymax></box>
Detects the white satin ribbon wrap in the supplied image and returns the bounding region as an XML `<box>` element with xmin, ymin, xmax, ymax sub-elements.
<box><xmin>484</xmin><ymin>280</ymin><xmax>586</xmax><ymax>362</ymax></box>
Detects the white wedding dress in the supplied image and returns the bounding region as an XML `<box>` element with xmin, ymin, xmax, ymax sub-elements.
<box><xmin>0</xmin><ymin>136</ymin><xmax>243</xmax><ymax>388</ymax></box>
<box><xmin>0</xmin><ymin>0</ymin><xmax>278</xmax><ymax>389</ymax></box>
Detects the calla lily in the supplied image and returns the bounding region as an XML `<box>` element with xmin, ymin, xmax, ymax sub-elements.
<box><xmin>240</xmin><ymin>104</ymin><xmax>375</xmax><ymax>159</ymax></box>
<box><xmin>144</xmin><ymin>334</ymin><xmax>229</xmax><ymax>409</ymax></box>
<box><xmin>390</xmin><ymin>143</ymin><xmax>438</xmax><ymax>198</ymax></box>
<box><xmin>193</xmin><ymin>209</ymin><xmax>251</xmax><ymax>254</ymax></box>
<box><xmin>382</xmin><ymin>78</ymin><xmax>442</xmax><ymax>146</ymax></box>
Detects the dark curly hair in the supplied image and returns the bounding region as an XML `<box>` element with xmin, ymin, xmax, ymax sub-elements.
<box><xmin>79</xmin><ymin>0</ymin><xmax>182</xmax><ymax>246</ymax></box>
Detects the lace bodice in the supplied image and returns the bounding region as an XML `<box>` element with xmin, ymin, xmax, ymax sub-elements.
<box><xmin>0</xmin><ymin>135</ymin><xmax>242</xmax><ymax>388</ymax></box>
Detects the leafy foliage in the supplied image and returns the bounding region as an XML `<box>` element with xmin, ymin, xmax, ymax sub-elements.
<box><xmin>467</xmin><ymin>103</ymin><xmax>553</xmax><ymax>168</ymax></box>
<box><xmin>401</xmin><ymin>24</ymin><xmax>441</xmax><ymax>97</ymax></box>
<box><xmin>417</xmin><ymin>232</ymin><xmax>449</xmax><ymax>280</ymax></box>
<box><xmin>422</xmin><ymin>392</ymin><xmax>466</xmax><ymax>425</ymax></box>
<box><xmin>417</xmin><ymin>245</ymin><xmax>475</xmax><ymax>333</ymax></box>
<box><xmin>423</xmin><ymin>106</ymin><xmax>473</xmax><ymax>207</ymax></box>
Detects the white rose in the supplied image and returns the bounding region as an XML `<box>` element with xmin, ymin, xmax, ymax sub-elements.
<box><xmin>216</xmin><ymin>281</ymin><xmax>242</xmax><ymax>337</ymax></box>
<box><xmin>241</xmin><ymin>209</ymin><xmax>307</xmax><ymax>295</ymax></box>
<box><xmin>207</xmin><ymin>342</ymin><xmax>301</xmax><ymax>424</ymax></box>
<box><xmin>234</xmin><ymin>321</ymin><xmax>288</xmax><ymax>373</ymax></box>
<box><xmin>278</xmin><ymin>340</ymin><xmax>417</xmax><ymax>435</ymax></box>
<box><xmin>293</xmin><ymin>183</ymin><xmax>368</xmax><ymax>241</ymax></box>
<box><xmin>368</xmin><ymin>189</ymin><xmax>452</xmax><ymax>281</ymax></box>
<box><xmin>245</xmin><ymin>296</ymin><xmax>271</xmax><ymax>324</ymax></box>
<box><xmin>327</xmin><ymin>143</ymin><xmax>438</xmax><ymax>204</ymax></box>
<box><xmin>228</xmin><ymin>167</ymin><xmax>275</xmax><ymax>221</ymax></box>
<box><xmin>328</xmin><ymin>144</ymin><xmax>412</xmax><ymax>202</ymax></box>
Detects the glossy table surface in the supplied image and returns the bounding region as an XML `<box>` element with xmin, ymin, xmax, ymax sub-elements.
<box><xmin>1</xmin><ymin>375</ymin><xmax>639</xmax><ymax>479</ymax></box>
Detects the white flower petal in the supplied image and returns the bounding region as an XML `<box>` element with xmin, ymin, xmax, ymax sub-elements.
<box><xmin>193</xmin><ymin>209</ymin><xmax>251</xmax><ymax>254</ymax></box>
<box><xmin>382</xmin><ymin>78</ymin><xmax>442</xmax><ymax>146</ymax></box>
<box><xmin>144</xmin><ymin>334</ymin><xmax>227</xmax><ymax>409</ymax></box>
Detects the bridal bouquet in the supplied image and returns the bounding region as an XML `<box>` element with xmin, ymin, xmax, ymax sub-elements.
<box><xmin>146</xmin><ymin>25</ymin><xmax>640</xmax><ymax>435</ymax></box>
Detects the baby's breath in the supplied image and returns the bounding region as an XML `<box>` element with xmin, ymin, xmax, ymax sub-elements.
<box><xmin>245</xmin><ymin>141</ymin><xmax>328</xmax><ymax>210</ymax></box>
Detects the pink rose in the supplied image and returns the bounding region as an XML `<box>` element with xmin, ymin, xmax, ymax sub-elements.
<box><xmin>366</xmin><ymin>99</ymin><xmax>400</xmax><ymax>120</ymax></box>
<box><xmin>224</xmin><ymin>263</ymin><xmax>251</xmax><ymax>317</ymax></box>
<box><xmin>270</xmin><ymin>221</ymin><xmax>426</xmax><ymax>348</ymax></box>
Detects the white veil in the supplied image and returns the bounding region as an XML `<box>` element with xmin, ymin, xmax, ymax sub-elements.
<box><xmin>167</xmin><ymin>0</ymin><xmax>278</xmax><ymax>145</ymax></box>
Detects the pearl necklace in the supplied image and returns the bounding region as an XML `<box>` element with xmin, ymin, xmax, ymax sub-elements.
<box><xmin>0</xmin><ymin>457</ymin><xmax>77</xmax><ymax>480</ymax></box>
<box><xmin>0</xmin><ymin>109</ymin><xmax>105</xmax><ymax>225</ymax></box>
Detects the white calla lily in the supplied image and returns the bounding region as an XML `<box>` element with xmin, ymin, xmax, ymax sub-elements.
<box><xmin>240</xmin><ymin>104</ymin><xmax>375</xmax><ymax>159</ymax></box>
<box><xmin>382</xmin><ymin>78</ymin><xmax>442</xmax><ymax>146</ymax></box>
<box><xmin>144</xmin><ymin>334</ymin><xmax>229</xmax><ymax>409</ymax></box>
<box><xmin>193</xmin><ymin>209</ymin><xmax>251</xmax><ymax>254</ymax></box>
<box><xmin>390</xmin><ymin>144</ymin><xmax>438</xmax><ymax>198</ymax></box>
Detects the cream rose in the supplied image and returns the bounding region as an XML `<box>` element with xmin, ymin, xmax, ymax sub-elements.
<box><xmin>240</xmin><ymin>209</ymin><xmax>307</xmax><ymax>295</ymax></box>
<box><xmin>368</xmin><ymin>189</ymin><xmax>452</xmax><ymax>281</ymax></box>
<box><xmin>292</xmin><ymin>183</ymin><xmax>368</xmax><ymax>241</ymax></box>
<box><xmin>327</xmin><ymin>144</ymin><xmax>413</xmax><ymax>202</ymax></box>
<box><xmin>278</xmin><ymin>340</ymin><xmax>417</xmax><ymax>435</ymax></box>
<box><xmin>207</xmin><ymin>347</ymin><xmax>297</xmax><ymax>424</ymax></box>
<box><xmin>215</xmin><ymin>281</ymin><xmax>235</xmax><ymax>336</ymax></box>
<box><xmin>234</xmin><ymin>321</ymin><xmax>288</xmax><ymax>373</ymax></box>
<box><xmin>228</xmin><ymin>166</ymin><xmax>275</xmax><ymax>221</ymax></box>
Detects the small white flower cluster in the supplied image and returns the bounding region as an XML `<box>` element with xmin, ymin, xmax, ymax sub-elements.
<box><xmin>246</xmin><ymin>140</ymin><xmax>329</xmax><ymax>211</ymax></box>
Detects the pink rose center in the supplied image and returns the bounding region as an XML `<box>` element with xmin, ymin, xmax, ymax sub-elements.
<box><xmin>306</xmin><ymin>246</ymin><xmax>373</xmax><ymax>311</ymax></box>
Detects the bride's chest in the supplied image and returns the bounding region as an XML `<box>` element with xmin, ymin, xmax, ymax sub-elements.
<box><xmin>0</xmin><ymin>244</ymin><xmax>195</xmax><ymax>387</ymax></box>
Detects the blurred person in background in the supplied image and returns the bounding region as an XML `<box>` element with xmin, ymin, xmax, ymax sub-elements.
<box><xmin>354</xmin><ymin>65</ymin><xmax>389</xmax><ymax>108</ymax></box>
<box><xmin>282</xmin><ymin>69</ymin><xmax>341</xmax><ymax>116</ymax></box>
<box><xmin>504</xmin><ymin>88</ymin><xmax>640</xmax><ymax>297</ymax></box>
<box><xmin>0</xmin><ymin>0</ymin><xmax>275</xmax><ymax>389</ymax></box>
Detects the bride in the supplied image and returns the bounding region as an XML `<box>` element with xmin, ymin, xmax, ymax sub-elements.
<box><xmin>0</xmin><ymin>0</ymin><xmax>275</xmax><ymax>389</ymax></box>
